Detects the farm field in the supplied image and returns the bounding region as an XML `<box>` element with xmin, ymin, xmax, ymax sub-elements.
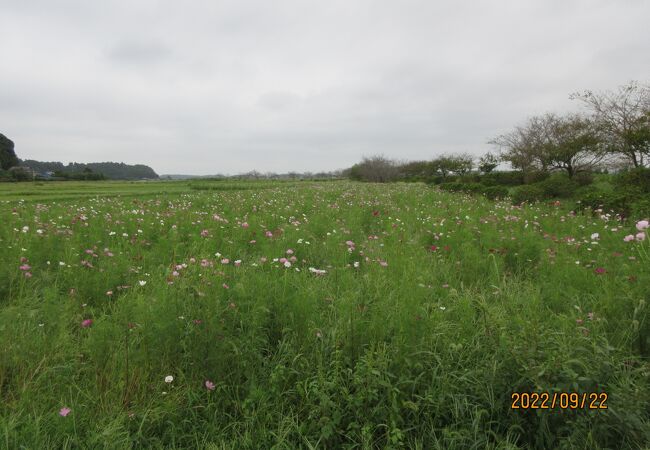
<box><xmin>0</xmin><ymin>180</ymin><xmax>648</xmax><ymax>449</ymax></box>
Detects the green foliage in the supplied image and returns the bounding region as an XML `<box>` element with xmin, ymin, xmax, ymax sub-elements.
<box><xmin>537</xmin><ymin>174</ymin><xmax>579</xmax><ymax>198</ymax></box>
<box><xmin>0</xmin><ymin>133</ymin><xmax>19</xmax><ymax>170</ymax></box>
<box><xmin>480</xmin><ymin>170</ymin><xmax>525</xmax><ymax>186</ymax></box>
<box><xmin>512</xmin><ymin>184</ymin><xmax>547</xmax><ymax>203</ymax></box>
<box><xmin>18</xmin><ymin>160</ymin><xmax>159</xmax><ymax>180</ymax></box>
<box><xmin>9</xmin><ymin>166</ymin><xmax>31</xmax><ymax>181</ymax></box>
<box><xmin>631</xmin><ymin>197</ymin><xmax>650</xmax><ymax>219</ymax></box>
<box><xmin>481</xmin><ymin>185</ymin><xmax>509</xmax><ymax>200</ymax></box>
<box><xmin>615</xmin><ymin>167</ymin><xmax>650</xmax><ymax>194</ymax></box>
<box><xmin>438</xmin><ymin>182</ymin><xmax>482</xmax><ymax>193</ymax></box>
<box><xmin>0</xmin><ymin>180</ymin><xmax>649</xmax><ymax>448</ymax></box>
<box><xmin>478</xmin><ymin>152</ymin><xmax>499</xmax><ymax>173</ymax></box>
<box><xmin>576</xmin><ymin>189</ymin><xmax>635</xmax><ymax>217</ymax></box>
<box><xmin>523</xmin><ymin>170</ymin><xmax>550</xmax><ymax>184</ymax></box>
<box><xmin>573</xmin><ymin>170</ymin><xmax>594</xmax><ymax>186</ymax></box>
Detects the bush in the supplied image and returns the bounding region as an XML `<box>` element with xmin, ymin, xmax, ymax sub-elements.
<box><xmin>480</xmin><ymin>171</ymin><xmax>525</xmax><ymax>187</ymax></box>
<box><xmin>512</xmin><ymin>184</ymin><xmax>547</xmax><ymax>204</ymax></box>
<box><xmin>576</xmin><ymin>189</ymin><xmax>635</xmax><ymax>217</ymax></box>
<box><xmin>438</xmin><ymin>182</ymin><xmax>465</xmax><ymax>192</ymax></box>
<box><xmin>458</xmin><ymin>173</ymin><xmax>481</xmax><ymax>183</ymax></box>
<box><xmin>439</xmin><ymin>182</ymin><xmax>483</xmax><ymax>194</ymax></box>
<box><xmin>523</xmin><ymin>170</ymin><xmax>550</xmax><ymax>184</ymax></box>
<box><xmin>481</xmin><ymin>186</ymin><xmax>509</xmax><ymax>200</ymax></box>
<box><xmin>573</xmin><ymin>171</ymin><xmax>594</xmax><ymax>186</ymax></box>
<box><xmin>631</xmin><ymin>197</ymin><xmax>650</xmax><ymax>219</ymax></box>
<box><xmin>537</xmin><ymin>175</ymin><xmax>579</xmax><ymax>198</ymax></box>
<box><xmin>425</xmin><ymin>176</ymin><xmax>448</xmax><ymax>185</ymax></box>
<box><xmin>615</xmin><ymin>168</ymin><xmax>650</xmax><ymax>194</ymax></box>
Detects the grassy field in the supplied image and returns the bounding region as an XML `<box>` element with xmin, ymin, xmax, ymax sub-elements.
<box><xmin>0</xmin><ymin>180</ymin><xmax>648</xmax><ymax>449</ymax></box>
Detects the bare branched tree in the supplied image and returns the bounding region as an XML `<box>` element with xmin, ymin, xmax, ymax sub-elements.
<box><xmin>571</xmin><ymin>81</ymin><xmax>650</xmax><ymax>167</ymax></box>
<box><xmin>350</xmin><ymin>155</ymin><xmax>399</xmax><ymax>182</ymax></box>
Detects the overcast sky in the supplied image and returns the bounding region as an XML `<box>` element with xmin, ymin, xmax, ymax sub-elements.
<box><xmin>1</xmin><ymin>0</ymin><xmax>649</xmax><ymax>175</ymax></box>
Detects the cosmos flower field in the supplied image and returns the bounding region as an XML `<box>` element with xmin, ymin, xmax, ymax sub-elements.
<box><xmin>0</xmin><ymin>180</ymin><xmax>648</xmax><ymax>449</ymax></box>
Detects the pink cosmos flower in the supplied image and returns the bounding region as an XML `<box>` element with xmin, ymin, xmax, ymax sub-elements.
<box><xmin>379</xmin><ymin>261</ymin><xmax>388</xmax><ymax>267</ymax></box>
<box><xmin>81</xmin><ymin>319</ymin><xmax>93</xmax><ymax>328</ymax></box>
<box><xmin>636</xmin><ymin>232</ymin><xmax>646</xmax><ymax>241</ymax></box>
<box><xmin>624</xmin><ymin>234</ymin><xmax>635</xmax><ymax>242</ymax></box>
<box><xmin>636</xmin><ymin>220</ymin><xmax>649</xmax><ymax>231</ymax></box>
<box><xmin>594</xmin><ymin>267</ymin><xmax>606</xmax><ymax>275</ymax></box>
<box><xmin>241</xmin><ymin>222</ymin><xmax>249</xmax><ymax>229</ymax></box>
<box><xmin>221</xmin><ymin>258</ymin><xmax>230</xmax><ymax>264</ymax></box>
<box><xmin>19</xmin><ymin>264</ymin><xmax>31</xmax><ymax>271</ymax></box>
<box><xmin>200</xmin><ymin>229</ymin><xmax>209</xmax><ymax>237</ymax></box>
<box><xmin>59</xmin><ymin>407</ymin><xmax>71</xmax><ymax>417</ymax></box>
<box><xmin>205</xmin><ymin>380</ymin><xmax>215</xmax><ymax>391</ymax></box>
<box><xmin>24</xmin><ymin>272</ymin><xmax>32</xmax><ymax>278</ymax></box>
<box><xmin>222</xmin><ymin>283</ymin><xmax>229</xmax><ymax>289</ymax></box>
<box><xmin>286</xmin><ymin>249</ymin><xmax>294</xmax><ymax>255</ymax></box>
<box><xmin>279</xmin><ymin>257</ymin><xmax>288</xmax><ymax>264</ymax></box>
<box><xmin>265</xmin><ymin>231</ymin><xmax>273</xmax><ymax>238</ymax></box>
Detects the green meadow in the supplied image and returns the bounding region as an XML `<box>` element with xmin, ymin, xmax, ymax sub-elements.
<box><xmin>0</xmin><ymin>180</ymin><xmax>648</xmax><ymax>449</ymax></box>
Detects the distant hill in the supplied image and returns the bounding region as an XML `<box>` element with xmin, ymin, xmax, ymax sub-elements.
<box><xmin>21</xmin><ymin>160</ymin><xmax>159</xmax><ymax>180</ymax></box>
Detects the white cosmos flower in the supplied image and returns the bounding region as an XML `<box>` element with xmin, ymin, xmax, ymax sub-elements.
<box><xmin>139</xmin><ymin>280</ymin><xmax>147</xmax><ymax>286</ymax></box>
<box><xmin>164</xmin><ymin>375</ymin><xmax>173</xmax><ymax>383</ymax></box>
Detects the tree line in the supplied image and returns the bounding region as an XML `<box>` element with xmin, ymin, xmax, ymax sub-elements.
<box><xmin>0</xmin><ymin>136</ymin><xmax>159</xmax><ymax>181</ymax></box>
<box><xmin>348</xmin><ymin>81</ymin><xmax>649</xmax><ymax>183</ymax></box>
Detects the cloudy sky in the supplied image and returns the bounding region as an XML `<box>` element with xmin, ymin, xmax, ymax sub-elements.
<box><xmin>1</xmin><ymin>0</ymin><xmax>649</xmax><ymax>175</ymax></box>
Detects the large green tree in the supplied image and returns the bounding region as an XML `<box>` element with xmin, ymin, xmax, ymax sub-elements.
<box><xmin>541</xmin><ymin>114</ymin><xmax>605</xmax><ymax>178</ymax></box>
<box><xmin>0</xmin><ymin>133</ymin><xmax>19</xmax><ymax>170</ymax></box>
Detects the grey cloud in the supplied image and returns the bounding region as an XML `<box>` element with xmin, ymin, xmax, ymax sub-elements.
<box><xmin>107</xmin><ymin>40</ymin><xmax>172</xmax><ymax>64</ymax></box>
<box><xmin>0</xmin><ymin>0</ymin><xmax>648</xmax><ymax>175</ymax></box>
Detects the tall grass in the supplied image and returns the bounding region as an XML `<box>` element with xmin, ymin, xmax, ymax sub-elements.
<box><xmin>0</xmin><ymin>181</ymin><xmax>648</xmax><ymax>448</ymax></box>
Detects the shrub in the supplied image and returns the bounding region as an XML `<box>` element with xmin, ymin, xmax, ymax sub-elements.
<box><xmin>615</xmin><ymin>168</ymin><xmax>650</xmax><ymax>194</ymax></box>
<box><xmin>512</xmin><ymin>184</ymin><xmax>546</xmax><ymax>204</ymax></box>
<box><xmin>481</xmin><ymin>186</ymin><xmax>509</xmax><ymax>200</ymax></box>
<box><xmin>631</xmin><ymin>197</ymin><xmax>650</xmax><ymax>219</ymax></box>
<box><xmin>424</xmin><ymin>176</ymin><xmax>441</xmax><ymax>185</ymax></box>
<box><xmin>439</xmin><ymin>182</ymin><xmax>483</xmax><ymax>194</ymax></box>
<box><xmin>458</xmin><ymin>173</ymin><xmax>481</xmax><ymax>183</ymax></box>
<box><xmin>438</xmin><ymin>182</ymin><xmax>466</xmax><ymax>192</ymax></box>
<box><xmin>576</xmin><ymin>189</ymin><xmax>635</xmax><ymax>217</ymax></box>
<box><xmin>573</xmin><ymin>171</ymin><xmax>594</xmax><ymax>186</ymax></box>
<box><xmin>480</xmin><ymin>171</ymin><xmax>525</xmax><ymax>187</ymax></box>
<box><xmin>523</xmin><ymin>170</ymin><xmax>550</xmax><ymax>184</ymax></box>
<box><xmin>573</xmin><ymin>184</ymin><xmax>601</xmax><ymax>199</ymax></box>
<box><xmin>537</xmin><ymin>175</ymin><xmax>579</xmax><ymax>198</ymax></box>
